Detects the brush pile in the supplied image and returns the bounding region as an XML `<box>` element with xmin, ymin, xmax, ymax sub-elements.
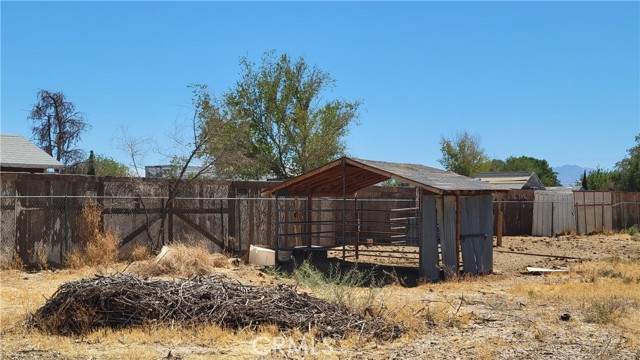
<box><xmin>28</xmin><ymin>273</ymin><xmax>404</xmax><ymax>340</ymax></box>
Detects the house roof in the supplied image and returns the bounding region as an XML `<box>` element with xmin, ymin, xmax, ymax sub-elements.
<box><xmin>475</xmin><ymin>171</ymin><xmax>542</xmax><ymax>190</ymax></box>
<box><xmin>261</xmin><ymin>157</ymin><xmax>502</xmax><ymax>197</ymax></box>
<box><xmin>0</xmin><ymin>134</ymin><xmax>63</xmax><ymax>169</ymax></box>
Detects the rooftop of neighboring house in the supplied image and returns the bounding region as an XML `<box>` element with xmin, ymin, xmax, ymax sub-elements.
<box><xmin>475</xmin><ymin>171</ymin><xmax>545</xmax><ymax>190</ymax></box>
<box><xmin>0</xmin><ymin>134</ymin><xmax>63</xmax><ymax>172</ymax></box>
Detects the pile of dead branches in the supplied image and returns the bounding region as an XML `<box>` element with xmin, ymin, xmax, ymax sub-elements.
<box><xmin>28</xmin><ymin>273</ymin><xmax>404</xmax><ymax>340</ymax></box>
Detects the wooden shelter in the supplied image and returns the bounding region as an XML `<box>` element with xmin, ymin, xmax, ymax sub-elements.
<box><xmin>262</xmin><ymin>157</ymin><xmax>504</xmax><ymax>281</ymax></box>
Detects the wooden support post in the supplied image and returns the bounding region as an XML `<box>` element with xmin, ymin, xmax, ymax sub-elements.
<box><xmin>168</xmin><ymin>197</ymin><xmax>174</xmax><ymax>244</ymax></box>
<box><xmin>220</xmin><ymin>200</ymin><xmax>225</xmax><ymax>250</ymax></box>
<box><xmin>306</xmin><ymin>195</ymin><xmax>312</xmax><ymax>249</ymax></box>
<box><xmin>497</xmin><ymin>200</ymin><xmax>503</xmax><ymax>247</ymax></box>
<box><xmin>275</xmin><ymin>195</ymin><xmax>280</xmax><ymax>262</ymax></box>
<box><xmin>355</xmin><ymin>195</ymin><xmax>359</xmax><ymax>260</ymax></box>
<box><xmin>455</xmin><ymin>192</ymin><xmax>461</xmax><ymax>272</ymax></box>
<box><xmin>342</xmin><ymin>158</ymin><xmax>347</xmax><ymax>261</ymax></box>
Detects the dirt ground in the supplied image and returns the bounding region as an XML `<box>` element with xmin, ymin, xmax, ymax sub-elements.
<box><xmin>328</xmin><ymin>234</ymin><xmax>640</xmax><ymax>274</ymax></box>
<box><xmin>1</xmin><ymin>235</ymin><xmax>640</xmax><ymax>359</ymax></box>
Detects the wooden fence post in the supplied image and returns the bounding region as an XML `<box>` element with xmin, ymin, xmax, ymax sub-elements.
<box><xmin>497</xmin><ymin>201</ymin><xmax>503</xmax><ymax>247</ymax></box>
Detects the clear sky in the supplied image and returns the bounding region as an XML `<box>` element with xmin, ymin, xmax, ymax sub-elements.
<box><xmin>2</xmin><ymin>1</ymin><xmax>639</xmax><ymax>173</ymax></box>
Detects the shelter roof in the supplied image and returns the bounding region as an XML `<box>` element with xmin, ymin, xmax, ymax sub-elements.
<box><xmin>261</xmin><ymin>157</ymin><xmax>502</xmax><ymax>197</ymax></box>
<box><xmin>0</xmin><ymin>134</ymin><xmax>63</xmax><ymax>169</ymax></box>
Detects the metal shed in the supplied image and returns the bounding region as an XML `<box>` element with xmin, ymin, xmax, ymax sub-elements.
<box><xmin>262</xmin><ymin>157</ymin><xmax>503</xmax><ymax>281</ymax></box>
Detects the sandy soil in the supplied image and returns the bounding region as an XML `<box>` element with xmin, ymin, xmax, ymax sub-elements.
<box><xmin>326</xmin><ymin>234</ymin><xmax>640</xmax><ymax>274</ymax></box>
<box><xmin>1</xmin><ymin>235</ymin><xmax>639</xmax><ymax>359</ymax></box>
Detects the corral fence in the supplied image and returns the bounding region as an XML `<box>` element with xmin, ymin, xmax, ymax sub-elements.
<box><xmin>1</xmin><ymin>172</ymin><xmax>639</xmax><ymax>267</ymax></box>
<box><xmin>0</xmin><ymin>195</ymin><xmax>419</xmax><ymax>267</ymax></box>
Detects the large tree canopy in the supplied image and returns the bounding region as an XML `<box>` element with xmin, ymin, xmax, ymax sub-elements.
<box><xmin>438</xmin><ymin>131</ymin><xmax>489</xmax><ymax>177</ymax></box>
<box><xmin>490</xmin><ymin>156</ymin><xmax>561</xmax><ymax>187</ymax></box>
<box><xmin>203</xmin><ymin>51</ymin><xmax>361</xmax><ymax>179</ymax></box>
<box><xmin>580</xmin><ymin>134</ymin><xmax>639</xmax><ymax>191</ymax></box>
<box><xmin>28</xmin><ymin>90</ymin><xmax>89</xmax><ymax>165</ymax></box>
<box><xmin>615</xmin><ymin>133</ymin><xmax>640</xmax><ymax>192</ymax></box>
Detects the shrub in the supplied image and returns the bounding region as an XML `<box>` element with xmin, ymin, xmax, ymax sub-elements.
<box><xmin>628</xmin><ymin>225</ymin><xmax>639</xmax><ymax>236</ymax></box>
<box><xmin>583</xmin><ymin>300</ymin><xmax>625</xmax><ymax>324</ymax></box>
<box><xmin>0</xmin><ymin>247</ymin><xmax>23</xmax><ymax>270</ymax></box>
<box><xmin>132</xmin><ymin>242</ymin><xmax>229</xmax><ymax>278</ymax></box>
<box><xmin>128</xmin><ymin>245</ymin><xmax>153</xmax><ymax>262</ymax></box>
<box><xmin>65</xmin><ymin>200</ymin><xmax>120</xmax><ymax>268</ymax></box>
<box><xmin>290</xmin><ymin>260</ymin><xmax>385</xmax><ymax>313</ymax></box>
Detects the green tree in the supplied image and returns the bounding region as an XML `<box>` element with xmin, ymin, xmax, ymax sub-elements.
<box><xmin>87</xmin><ymin>151</ymin><xmax>96</xmax><ymax>176</ymax></box>
<box><xmin>438</xmin><ymin>131</ymin><xmax>489</xmax><ymax>177</ymax></box>
<box><xmin>581</xmin><ymin>167</ymin><xmax>616</xmax><ymax>190</ymax></box>
<box><xmin>581</xmin><ymin>169</ymin><xmax>588</xmax><ymax>190</ymax></box>
<box><xmin>203</xmin><ymin>51</ymin><xmax>361</xmax><ymax>179</ymax></box>
<box><xmin>28</xmin><ymin>90</ymin><xmax>89</xmax><ymax>165</ymax></box>
<box><xmin>614</xmin><ymin>133</ymin><xmax>640</xmax><ymax>191</ymax></box>
<box><xmin>94</xmin><ymin>155</ymin><xmax>130</xmax><ymax>177</ymax></box>
<box><xmin>496</xmin><ymin>156</ymin><xmax>561</xmax><ymax>187</ymax></box>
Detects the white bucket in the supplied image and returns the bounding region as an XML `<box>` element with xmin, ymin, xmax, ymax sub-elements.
<box><xmin>248</xmin><ymin>245</ymin><xmax>275</xmax><ymax>266</ymax></box>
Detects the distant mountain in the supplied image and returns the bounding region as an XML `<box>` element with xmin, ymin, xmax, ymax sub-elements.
<box><xmin>553</xmin><ymin>165</ymin><xmax>594</xmax><ymax>186</ymax></box>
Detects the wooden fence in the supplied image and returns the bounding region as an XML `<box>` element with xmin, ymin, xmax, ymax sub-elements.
<box><xmin>499</xmin><ymin>190</ymin><xmax>639</xmax><ymax>237</ymax></box>
<box><xmin>0</xmin><ymin>173</ymin><xmax>416</xmax><ymax>267</ymax></box>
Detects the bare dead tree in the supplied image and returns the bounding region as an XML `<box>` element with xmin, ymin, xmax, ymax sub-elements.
<box><xmin>28</xmin><ymin>90</ymin><xmax>90</xmax><ymax>165</ymax></box>
<box><xmin>116</xmin><ymin>125</ymin><xmax>154</xmax><ymax>177</ymax></box>
<box><xmin>150</xmin><ymin>85</ymin><xmax>219</xmax><ymax>250</ymax></box>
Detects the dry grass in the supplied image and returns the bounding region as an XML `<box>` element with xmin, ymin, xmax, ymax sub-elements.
<box><xmin>35</xmin><ymin>241</ymin><xmax>49</xmax><ymax>271</ymax></box>
<box><xmin>0</xmin><ymin>246</ymin><xmax>23</xmax><ymax>270</ymax></box>
<box><xmin>131</xmin><ymin>242</ymin><xmax>229</xmax><ymax>278</ymax></box>
<box><xmin>511</xmin><ymin>258</ymin><xmax>640</xmax><ymax>344</ymax></box>
<box><xmin>127</xmin><ymin>244</ymin><xmax>153</xmax><ymax>262</ymax></box>
<box><xmin>0</xmin><ymin>267</ymin><xmax>392</xmax><ymax>359</ymax></box>
<box><xmin>65</xmin><ymin>200</ymin><xmax>120</xmax><ymax>268</ymax></box>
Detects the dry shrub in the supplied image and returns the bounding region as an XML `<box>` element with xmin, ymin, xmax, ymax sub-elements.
<box><xmin>557</xmin><ymin>228</ymin><xmax>576</xmax><ymax>236</ymax></box>
<box><xmin>0</xmin><ymin>246</ymin><xmax>23</xmax><ymax>270</ymax></box>
<box><xmin>133</xmin><ymin>242</ymin><xmax>229</xmax><ymax>278</ymax></box>
<box><xmin>588</xmin><ymin>227</ymin><xmax>615</xmax><ymax>236</ymax></box>
<box><xmin>65</xmin><ymin>200</ymin><xmax>120</xmax><ymax>269</ymax></box>
<box><xmin>35</xmin><ymin>242</ymin><xmax>49</xmax><ymax>271</ymax></box>
<box><xmin>127</xmin><ymin>245</ymin><xmax>153</xmax><ymax>262</ymax></box>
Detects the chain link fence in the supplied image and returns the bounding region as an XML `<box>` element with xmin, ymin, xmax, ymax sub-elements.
<box><xmin>0</xmin><ymin>196</ymin><xmax>420</xmax><ymax>267</ymax></box>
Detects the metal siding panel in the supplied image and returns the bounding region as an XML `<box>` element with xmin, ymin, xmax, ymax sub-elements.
<box><xmin>420</xmin><ymin>195</ymin><xmax>440</xmax><ymax>281</ymax></box>
<box><xmin>460</xmin><ymin>196</ymin><xmax>478</xmax><ymax>274</ymax></box>
<box><xmin>480</xmin><ymin>195</ymin><xmax>494</xmax><ymax>273</ymax></box>
<box><xmin>441</xmin><ymin>196</ymin><xmax>458</xmax><ymax>276</ymax></box>
<box><xmin>460</xmin><ymin>195</ymin><xmax>494</xmax><ymax>275</ymax></box>
<box><xmin>532</xmin><ymin>191</ymin><xmax>550</xmax><ymax>236</ymax></box>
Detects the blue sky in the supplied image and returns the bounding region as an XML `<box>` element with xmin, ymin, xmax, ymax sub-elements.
<box><xmin>2</xmin><ymin>1</ymin><xmax>639</xmax><ymax>173</ymax></box>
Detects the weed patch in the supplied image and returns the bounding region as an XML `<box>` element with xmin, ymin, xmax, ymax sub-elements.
<box><xmin>289</xmin><ymin>261</ymin><xmax>385</xmax><ymax>313</ymax></box>
<box><xmin>583</xmin><ymin>300</ymin><xmax>626</xmax><ymax>324</ymax></box>
<box><xmin>65</xmin><ymin>200</ymin><xmax>120</xmax><ymax>268</ymax></box>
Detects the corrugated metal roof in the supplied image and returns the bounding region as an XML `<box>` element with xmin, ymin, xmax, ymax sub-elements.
<box><xmin>0</xmin><ymin>134</ymin><xmax>63</xmax><ymax>169</ymax></box>
<box><xmin>262</xmin><ymin>157</ymin><xmax>501</xmax><ymax>197</ymax></box>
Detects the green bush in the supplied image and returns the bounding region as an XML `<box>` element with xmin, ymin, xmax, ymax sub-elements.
<box><xmin>290</xmin><ymin>260</ymin><xmax>385</xmax><ymax>312</ymax></box>
<box><xmin>628</xmin><ymin>225</ymin><xmax>639</xmax><ymax>236</ymax></box>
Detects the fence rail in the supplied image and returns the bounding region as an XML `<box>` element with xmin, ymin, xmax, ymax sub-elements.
<box><xmin>0</xmin><ymin>196</ymin><xmax>417</xmax><ymax>267</ymax></box>
<box><xmin>1</xmin><ymin>190</ymin><xmax>639</xmax><ymax>267</ymax></box>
